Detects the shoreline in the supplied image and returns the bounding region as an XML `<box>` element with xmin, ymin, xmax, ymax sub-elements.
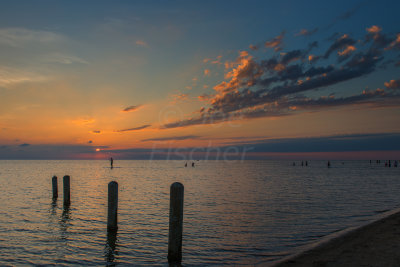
<box><xmin>258</xmin><ymin>207</ymin><xmax>400</xmax><ymax>266</ymax></box>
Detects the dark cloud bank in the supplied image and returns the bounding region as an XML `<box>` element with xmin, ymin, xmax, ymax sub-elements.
<box><xmin>3</xmin><ymin>133</ymin><xmax>397</xmax><ymax>159</ymax></box>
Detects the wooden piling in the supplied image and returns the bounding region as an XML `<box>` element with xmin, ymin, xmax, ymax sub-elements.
<box><xmin>107</xmin><ymin>181</ymin><xmax>118</xmax><ymax>231</ymax></box>
<box><xmin>63</xmin><ymin>175</ymin><xmax>70</xmax><ymax>206</ymax></box>
<box><xmin>52</xmin><ymin>176</ymin><xmax>58</xmax><ymax>199</ymax></box>
<box><xmin>168</xmin><ymin>182</ymin><xmax>184</xmax><ymax>263</ymax></box>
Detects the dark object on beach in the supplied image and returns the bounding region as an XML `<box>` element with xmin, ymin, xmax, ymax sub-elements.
<box><xmin>168</xmin><ymin>182</ymin><xmax>184</xmax><ymax>263</ymax></box>
<box><xmin>192</xmin><ymin>162</ymin><xmax>194</xmax><ymax>167</ymax></box>
<box><xmin>110</xmin><ymin>157</ymin><xmax>114</xmax><ymax>169</ymax></box>
<box><xmin>63</xmin><ymin>175</ymin><xmax>70</xmax><ymax>207</ymax></box>
<box><xmin>327</xmin><ymin>161</ymin><xmax>331</xmax><ymax>168</ymax></box>
<box><xmin>305</xmin><ymin>161</ymin><xmax>308</xmax><ymax>166</ymax></box>
<box><xmin>293</xmin><ymin>162</ymin><xmax>296</xmax><ymax>166</ymax></box>
<box><xmin>301</xmin><ymin>161</ymin><xmax>304</xmax><ymax>167</ymax></box>
<box><xmin>52</xmin><ymin>176</ymin><xmax>58</xmax><ymax>199</ymax></box>
<box><xmin>185</xmin><ymin>162</ymin><xmax>187</xmax><ymax>167</ymax></box>
<box><xmin>107</xmin><ymin>181</ymin><xmax>118</xmax><ymax>231</ymax></box>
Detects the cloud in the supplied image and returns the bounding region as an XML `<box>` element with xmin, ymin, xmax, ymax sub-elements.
<box><xmin>384</xmin><ymin>79</ymin><xmax>400</xmax><ymax>90</ymax></box>
<box><xmin>365</xmin><ymin>26</ymin><xmax>395</xmax><ymax>49</ymax></box>
<box><xmin>141</xmin><ymin>135</ymin><xmax>200</xmax><ymax>142</ymax></box>
<box><xmin>338</xmin><ymin>45</ymin><xmax>356</xmax><ymax>57</ymax></box>
<box><xmin>249</xmin><ymin>44</ymin><xmax>258</xmax><ymax>51</ymax></box>
<box><xmin>19</xmin><ymin>143</ymin><xmax>30</xmax><ymax>147</ymax></box>
<box><xmin>122</xmin><ymin>105</ymin><xmax>142</xmax><ymax>112</ymax></box>
<box><xmin>324</xmin><ymin>34</ymin><xmax>356</xmax><ymax>58</ymax></box>
<box><xmin>136</xmin><ymin>40</ymin><xmax>148</xmax><ymax>47</ymax></box>
<box><xmin>115</xmin><ymin>124</ymin><xmax>151</xmax><ymax>132</ymax></box>
<box><xmin>295</xmin><ymin>28</ymin><xmax>318</xmax><ymax>36</ymax></box>
<box><xmin>2</xmin><ymin>133</ymin><xmax>398</xmax><ymax>159</ymax></box>
<box><xmin>42</xmin><ymin>53</ymin><xmax>89</xmax><ymax>65</ymax></box>
<box><xmin>88</xmin><ymin>140</ymin><xmax>93</xmax><ymax>144</ymax></box>
<box><xmin>0</xmin><ymin>27</ymin><xmax>65</xmax><ymax>47</ymax></box>
<box><xmin>204</xmin><ymin>55</ymin><xmax>223</xmax><ymax>65</ymax></box>
<box><xmin>366</xmin><ymin>25</ymin><xmax>382</xmax><ymax>34</ymax></box>
<box><xmin>230</xmin><ymin>133</ymin><xmax>400</xmax><ymax>153</ymax></box>
<box><xmin>326</xmin><ymin>4</ymin><xmax>363</xmax><ymax>29</ymax></box>
<box><xmin>170</xmin><ymin>93</ymin><xmax>188</xmax><ymax>104</ymax></box>
<box><xmin>0</xmin><ymin>66</ymin><xmax>48</xmax><ymax>86</ymax></box>
<box><xmin>161</xmin><ymin>26</ymin><xmax>400</xmax><ymax>129</ymax></box>
<box><xmin>213</xmin><ymin>51</ymin><xmax>263</xmax><ymax>95</ymax></box>
<box><xmin>92</xmin><ymin>130</ymin><xmax>101</xmax><ymax>134</ymax></box>
<box><xmin>265</xmin><ymin>31</ymin><xmax>285</xmax><ymax>52</ymax></box>
<box><xmin>204</xmin><ymin>69</ymin><xmax>210</xmax><ymax>76</ymax></box>
<box><xmin>385</xmin><ymin>33</ymin><xmax>400</xmax><ymax>50</ymax></box>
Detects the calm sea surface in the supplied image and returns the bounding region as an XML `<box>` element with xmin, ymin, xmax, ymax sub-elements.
<box><xmin>0</xmin><ymin>160</ymin><xmax>399</xmax><ymax>266</ymax></box>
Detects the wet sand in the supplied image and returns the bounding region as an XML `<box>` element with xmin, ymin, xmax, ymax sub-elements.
<box><xmin>265</xmin><ymin>208</ymin><xmax>400</xmax><ymax>267</ymax></box>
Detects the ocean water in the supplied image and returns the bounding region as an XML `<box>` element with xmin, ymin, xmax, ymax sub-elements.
<box><xmin>0</xmin><ymin>160</ymin><xmax>399</xmax><ymax>266</ymax></box>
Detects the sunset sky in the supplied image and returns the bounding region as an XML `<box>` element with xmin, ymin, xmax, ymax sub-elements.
<box><xmin>1</xmin><ymin>0</ymin><xmax>399</xmax><ymax>159</ymax></box>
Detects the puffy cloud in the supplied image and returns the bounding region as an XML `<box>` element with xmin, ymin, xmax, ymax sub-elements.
<box><xmin>204</xmin><ymin>69</ymin><xmax>210</xmax><ymax>76</ymax></box>
<box><xmin>170</xmin><ymin>93</ymin><xmax>188</xmax><ymax>104</ymax></box>
<box><xmin>366</xmin><ymin>25</ymin><xmax>382</xmax><ymax>34</ymax></box>
<box><xmin>295</xmin><ymin>28</ymin><xmax>318</xmax><ymax>36</ymax></box>
<box><xmin>265</xmin><ymin>31</ymin><xmax>285</xmax><ymax>52</ymax></box>
<box><xmin>249</xmin><ymin>44</ymin><xmax>258</xmax><ymax>51</ymax></box>
<box><xmin>385</xmin><ymin>33</ymin><xmax>400</xmax><ymax>50</ymax></box>
<box><xmin>338</xmin><ymin>45</ymin><xmax>356</xmax><ymax>57</ymax></box>
<box><xmin>161</xmin><ymin>26</ymin><xmax>399</xmax><ymax>129</ymax></box>
<box><xmin>213</xmin><ymin>51</ymin><xmax>263</xmax><ymax>95</ymax></box>
<box><xmin>198</xmin><ymin>94</ymin><xmax>213</xmax><ymax>102</ymax></box>
<box><xmin>324</xmin><ymin>34</ymin><xmax>356</xmax><ymax>58</ymax></box>
<box><xmin>384</xmin><ymin>79</ymin><xmax>400</xmax><ymax>90</ymax></box>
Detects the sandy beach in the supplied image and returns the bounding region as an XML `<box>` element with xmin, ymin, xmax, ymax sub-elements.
<box><xmin>268</xmin><ymin>209</ymin><xmax>400</xmax><ymax>267</ymax></box>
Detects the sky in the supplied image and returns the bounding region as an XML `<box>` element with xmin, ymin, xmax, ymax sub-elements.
<box><xmin>0</xmin><ymin>0</ymin><xmax>399</xmax><ymax>159</ymax></box>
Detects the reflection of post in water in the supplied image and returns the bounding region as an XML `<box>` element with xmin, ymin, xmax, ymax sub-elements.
<box><xmin>105</xmin><ymin>230</ymin><xmax>118</xmax><ymax>264</ymax></box>
<box><xmin>59</xmin><ymin>205</ymin><xmax>71</xmax><ymax>239</ymax></box>
<box><xmin>50</xmin><ymin>198</ymin><xmax>57</xmax><ymax>216</ymax></box>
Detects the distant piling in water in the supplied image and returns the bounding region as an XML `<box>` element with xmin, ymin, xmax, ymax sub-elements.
<box><xmin>63</xmin><ymin>175</ymin><xmax>70</xmax><ymax>206</ymax></box>
<box><xmin>107</xmin><ymin>181</ymin><xmax>118</xmax><ymax>231</ymax></box>
<box><xmin>52</xmin><ymin>176</ymin><xmax>58</xmax><ymax>199</ymax></box>
<box><xmin>168</xmin><ymin>182</ymin><xmax>184</xmax><ymax>263</ymax></box>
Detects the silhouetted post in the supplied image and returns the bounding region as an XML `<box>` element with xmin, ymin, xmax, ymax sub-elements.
<box><xmin>168</xmin><ymin>182</ymin><xmax>184</xmax><ymax>263</ymax></box>
<box><xmin>107</xmin><ymin>181</ymin><xmax>118</xmax><ymax>231</ymax></box>
<box><xmin>63</xmin><ymin>175</ymin><xmax>70</xmax><ymax>206</ymax></box>
<box><xmin>52</xmin><ymin>176</ymin><xmax>58</xmax><ymax>199</ymax></box>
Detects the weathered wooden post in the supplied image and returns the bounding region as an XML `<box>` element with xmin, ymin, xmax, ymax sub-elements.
<box><xmin>63</xmin><ymin>175</ymin><xmax>70</xmax><ymax>206</ymax></box>
<box><xmin>52</xmin><ymin>176</ymin><xmax>58</xmax><ymax>199</ymax></box>
<box><xmin>168</xmin><ymin>182</ymin><xmax>184</xmax><ymax>263</ymax></box>
<box><xmin>107</xmin><ymin>181</ymin><xmax>118</xmax><ymax>231</ymax></box>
